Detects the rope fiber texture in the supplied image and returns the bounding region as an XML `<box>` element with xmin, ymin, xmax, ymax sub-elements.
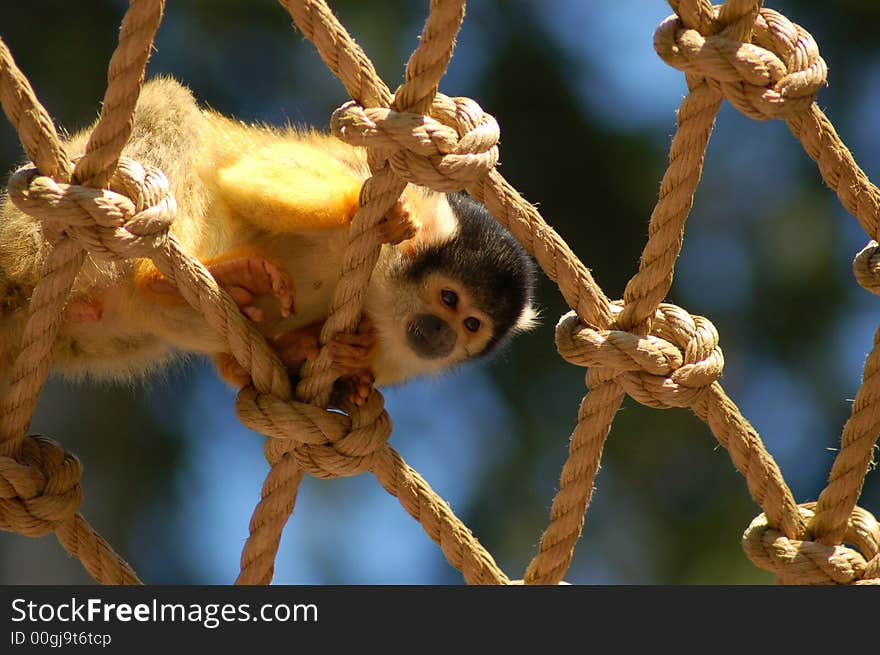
<box><xmin>0</xmin><ymin>0</ymin><xmax>877</xmax><ymax>585</ymax></box>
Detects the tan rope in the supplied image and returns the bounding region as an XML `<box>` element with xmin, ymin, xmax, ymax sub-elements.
<box><xmin>743</xmin><ymin>503</ymin><xmax>880</xmax><ymax>584</ymax></box>
<box><xmin>294</xmin><ymin>0</ymin><xmax>467</xmax><ymax>407</ymax></box>
<box><xmin>0</xmin><ymin>0</ymin><xmax>876</xmax><ymax>587</ymax></box>
<box><xmin>235</xmin><ymin>387</ymin><xmax>508</xmax><ymax>584</ymax></box>
<box><xmin>0</xmin><ymin>1</ymin><xmax>171</xmax><ymax>584</ymax></box>
<box><xmin>652</xmin><ymin>0</ymin><xmax>880</xmax><ymax>582</ymax></box>
<box><xmin>75</xmin><ymin>0</ymin><xmax>164</xmax><ymax>188</ymax></box>
<box><xmin>811</xmin><ymin>325</ymin><xmax>880</xmax><ymax>545</ymax></box>
<box><xmin>235</xmin><ymin>0</ymin><xmax>502</xmax><ymax>584</ymax></box>
<box><xmin>488</xmin><ymin>1</ymin><xmax>807</xmax><ymax>583</ymax></box>
<box><xmin>267</xmin><ymin>0</ymin><xmax>876</xmax><ymax>585</ymax></box>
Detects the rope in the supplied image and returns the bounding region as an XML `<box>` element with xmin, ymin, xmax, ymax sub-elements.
<box><xmin>0</xmin><ymin>0</ymin><xmax>291</xmax><ymax>584</ymax></box>
<box><xmin>641</xmin><ymin>0</ymin><xmax>880</xmax><ymax>583</ymax></box>
<box><xmin>743</xmin><ymin>503</ymin><xmax>880</xmax><ymax>585</ymax></box>
<box><xmin>0</xmin><ymin>0</ymin><xmax>170</xmax><ymax>585</ymax></box>
<box><xmin>0</xmin><ymin>0</ymin><xmax>876</xmax><ymax>586</ymax></box>
<box><xmin>234</xmin><ymin>0</ymin><xmax>512</xmax><ymax>585</ymax></box>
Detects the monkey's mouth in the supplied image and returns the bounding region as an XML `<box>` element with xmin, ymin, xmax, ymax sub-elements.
<box><xmin>406</xmin><ymin>314</ymin><xmax>456</xmax><ymax>360</ymax></box>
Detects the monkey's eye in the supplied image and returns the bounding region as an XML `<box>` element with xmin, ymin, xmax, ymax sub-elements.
<box><xmin>464</xmin><ymin>317</ymin><xmax>481</xmax><ymax>333</ymax></box>
<box><xmin>441</xmin><ymin>289</ymin><xmax>458</xmax><ymax>309</ymax></box>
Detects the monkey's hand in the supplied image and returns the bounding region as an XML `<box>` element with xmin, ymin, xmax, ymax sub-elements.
<box><xmin>141</xmin><ymin>250</ymin><xmax>294</xmax><ymax>323</ymax></box>
<box><xmin>379</xmin><ymin>195</ymin><xmax>419</xmax><ymax>245</ymax></box>
<box><xmin>205</xmin><ymin>255</ymin><xmax>293</xmax><ymax>323</ymax></box>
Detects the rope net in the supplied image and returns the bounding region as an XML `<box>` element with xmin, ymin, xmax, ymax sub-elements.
<box><xmin>0</xmin><ymin>0</ymin><xmax>877</xmax><ymax>585</ymax></box>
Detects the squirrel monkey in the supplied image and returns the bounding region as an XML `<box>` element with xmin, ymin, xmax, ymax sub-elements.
<box><xmin>0</xmin><ymin>77</ymin><xmax>536</xmax><ymax>403</ymax></box>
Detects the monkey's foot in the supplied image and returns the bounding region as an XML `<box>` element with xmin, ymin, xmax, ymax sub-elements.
<box><xmin>64</xmin><ymin>297</ymin><xmax>103</xmax><ymax>323</ymax></box>
<box><xmin>328</xmin><ymin>317</ymin><xmax>376</xmax><ymax>406</ymax></box>
<box><xmin>380</xmin><ymin>196</ymin><xmax>420</xmax><ymax>245</ymax></box>
<box><xmin>327</xmin><ymin>317</ymin><xmax>376</xmax><ymax>373</ymax></box>
<box><xmin>214</xmin><ymin>352</ymin><xmax>251</xmax><ymax>388</ymax></box>
<box><xmin>334</xmin><ymin>371</ymin><xmax>375</xmax><ymax>407</ymax></box>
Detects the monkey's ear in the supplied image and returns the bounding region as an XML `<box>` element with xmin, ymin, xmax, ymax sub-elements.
<box><xmin>513</xmin><ymin>304</ymin><xmax>540</xmax><ymax>333</ymax></box>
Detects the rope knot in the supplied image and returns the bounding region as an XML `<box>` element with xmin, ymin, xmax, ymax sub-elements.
<box><xmin>743</xmin><ymin>503</ymin><xmax>880</xmax><ymax>584</ymax></box>
<box><xmin>852</xmin><ymin>241</ymin><xmax>880</xmax><ymax>294</ymax></box>
<box><xmin>8</xmin><ymin>155</ymin><xmax>177</xmax><ymax>261</ymax></box>
<box><xmin>235</xmin><ymin>386</ymin><xmax>392</xmax><ymax>479</ymax></box>
<box><xmin>330</xmin><ymin>92</ymin><xmax>499</xmax><ymax>192</ymax></box>
<box><xmin>556</xmin><ymin>302</ymin><xmax>724</xmax><ymax>409</ymax></box>
<box><xmin>654</xmin><ymin>7</ymin><xmax>826</xmax><ymax>120</ymax></box>
<box><xmin>0</xmin><ymin>435</ymin><xmax>83</xmax><ymax>537</ymax></box>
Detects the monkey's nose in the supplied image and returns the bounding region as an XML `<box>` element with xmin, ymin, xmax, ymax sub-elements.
<box><xmin>406</xmin><ymin>313</ymin><xmax>456</xmax><ymax>359</ymax></box>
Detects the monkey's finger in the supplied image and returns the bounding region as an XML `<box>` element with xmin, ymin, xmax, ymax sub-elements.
<box><xmin>242</xmin><ymin>306</ymin><xmax>264</xmax><ymax>323</ymax></box>
<box><xmin>214</xmin><ymin>353</ymin><xmax>251</xmax><ymax>388</ymax></box>
<box><xmin>209</xmin><ymin>257</ymin><xmax>294</xmax><ymax>317</ymax></box>
<box><xmin>225</xmin><ymin>286</ymin><xmax>255</xmax><ymax>308</ymax></box>
<box><xmin>328</xmin><ymin>342</ymin><xmax>370</xmax><ymax>364</ymax></box>
<box><xmin>278</xmin><ymin>352</ymin><xmax>308</xmax><ymax>369</ymax></box>
<box><xmin>382</xmin><ymin>196</ymin><xmax>420</xmax><ymax>244</ymax></box>
<box><xmin>266</xmin><ymin>264</ymin><xmax>294</xmax><ymax>318</ymax></box>
<box><xmin>334</xmin><ymin>331</ymin><xmax>374</xmax><ymax>348</ymax></box>
<box><xmin>353</xmin><ymin>373</ymin><xmax>374</xmax><ymax>403</ymax></box>
<box><xmin>337</xmin><ymin>374</ymin><xmax>372</xmax><ymax>407</ymax></box>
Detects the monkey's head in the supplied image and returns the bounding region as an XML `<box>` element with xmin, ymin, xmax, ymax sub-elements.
<box><xmin>367</xmin><ymin>191</ymin><xmax>537</xmax><ymax>385</ymax></box>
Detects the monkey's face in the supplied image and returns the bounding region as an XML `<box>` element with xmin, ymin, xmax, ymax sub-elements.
<box><xmin>365</xmin><ymin>268</ymin><xmax>495</xmax><ymax>385</ymax></box>
<box><xmin>406</xmin><ymin>273</ymin><xmax>494</xmax><ymax>361</ymax></box>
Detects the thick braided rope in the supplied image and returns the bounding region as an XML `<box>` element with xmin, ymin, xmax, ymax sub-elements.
<box><xmin>618</xmin><ymin>0</ymin><xmax>759</xmax><ymax>334</ymax></box>
<box><xmin>743</xmin><ymin>503</ymin><xmax>880</xmax><ymax>584</ymax></box>
<box><xmin>235</xmin><ymin>0</ymin><xmax>438</xmax><ymax>584</ymax></box>
<box><xmin>810</xmin><ymin>324</ymin><xmax>880</xmax><ymax>545</ymax></box>
<box><xmin>652</xmin><ymin>0</ymin><xmax>880</xmax><ymax>582</ymax></box>
<box><xmin>279</xmin><ymin>0</ymin><xmax>806</xmax><ymax>585</ymax></box>
<box><xmin>0</xmin><ymin>1</ymin><xmax>170</xmax><ymax>584</ymax></box>
<box><xmin>272</xmin><ymin>0</ymin><xmax>876</xmax><ymax>584</ymax></box>
<box><xmin>0</xmin><ymin>435</ymin><xmax>137</xmax><ymax>584</ymax></box>
<box><xmin>1</xmin><ymin>1</ymin><xmax>299</xmax><ymax>585</ymax></box>
<box><xmin>1</xmin><ymin>3</ymin><xmax>878</xmax><ymax>588</ymax></box>
<box><xmin>0</xmin><ymin>42</ymin><xmax>72</xmax><ymax>181</ymax></box>
<box><xmin>236</xmin><ymin>388</ymin><xmax>508</xmax><ymax>584</ymax></box>
<box><xmin>233</xmin><ymin>0</ymin><xmax>509</xmax><ymax>585</ymax></box>
<box><xmin>74</xmin><ymin>0</ymin><xmax>165</xmax><ymax>188</ymax></box>
<box><xmin>510</xmin><ymin>20</ymin><xmax>726</xmax><ymax>579</ymax></box>
<box><xmin>490</xmin><ymin>1</ymin><xmax>803</xmax><ymax>583</ymax></box>
<box><xmin>293</xmin><ymin>0</ymin><xmax>467</xmax><ymax>406</ymax></box>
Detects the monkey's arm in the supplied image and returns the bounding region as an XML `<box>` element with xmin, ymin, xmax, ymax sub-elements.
<box><xmin>215</xmin><ymin>141</ymin><xmax>363</xmax><ymax>232</ymax></box>
<box><xmin>204</xmin><ymin>125</ymin><xmax>419</xmax><ymax>238</ymax></box>
<box><xmin>137</xmin><ymin>132</ymin><xmax>416</xmax><ymax>317</ymax></box>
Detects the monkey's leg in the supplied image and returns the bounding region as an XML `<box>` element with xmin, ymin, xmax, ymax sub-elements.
<box><xmin>247</xmin><ymin>318</ymin><xmax>376</xmax><ymax>405</ymax></box>
<box><xmin>214</xmin><ymin>322</ymin><xmax>322</xmax><ymax>387</ymax></box>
